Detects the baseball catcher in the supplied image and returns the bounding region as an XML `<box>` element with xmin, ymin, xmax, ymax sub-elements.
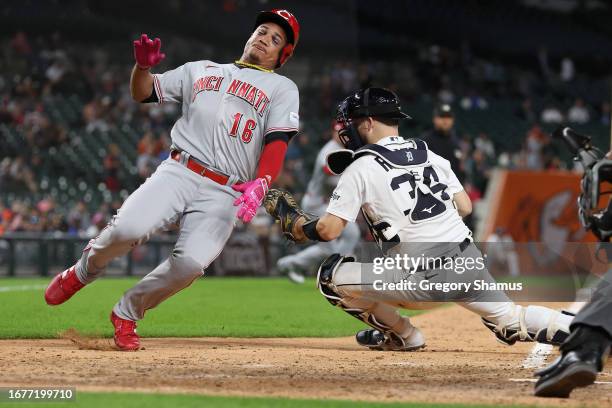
<box><xmin>266</xmin><ymin>87</ymin><xmax>573</xmax><ymax>351</ymax></box>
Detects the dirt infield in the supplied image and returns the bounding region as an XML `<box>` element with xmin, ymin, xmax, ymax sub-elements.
<box><xmin>1</xmin><ymin>305</ymin><xmax>610</xmax><ymax>407</ymax></box>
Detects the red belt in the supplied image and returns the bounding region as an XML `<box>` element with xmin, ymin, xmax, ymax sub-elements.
<box><xmin>170</xmin><ymin>150</ymin><xmax>229</xmax><ymax>185</ymax></box>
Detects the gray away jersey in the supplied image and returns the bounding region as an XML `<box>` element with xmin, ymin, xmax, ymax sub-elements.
<box><xmin>326</xmin><ymin>136</ymin><xmax>471</xmax><ymax>243</ymax></box>
<box><xmin>301</xmin><ymin>139</ymin><xmax>342</xmax><ymax>215</ymax></box>
<box><xmin>153</xmin><ymin>60</ymin><xmax>300</xmax><ymax>181</ymax></box>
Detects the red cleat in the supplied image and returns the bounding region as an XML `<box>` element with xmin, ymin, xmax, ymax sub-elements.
<box><xmin>110</xmin><ymin>311</ymin><xmax>140</xmax><ymax>351</ymax></box>
<box><xmin>44</xmin><ymin>265</ymin><xmax>85</xmax><ymax>306</ymax></box>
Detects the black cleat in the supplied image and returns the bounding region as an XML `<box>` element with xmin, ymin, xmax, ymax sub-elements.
<box><xmin>534</xmin><ymin>325</ymin><xmax>611</xmax><ymax>398</ymax></box>
<box><xmin>356</xmin><ymin>329</ymin><xmax>425</xmax><ymax>351</ymax></box>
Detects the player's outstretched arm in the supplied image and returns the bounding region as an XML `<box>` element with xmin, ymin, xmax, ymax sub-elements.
<box><xmin>453</xmin><ymin>190</ymin><xmax>472</xmax><ymax>218</ymax></box>
<box><xmin>293</xmin><ymin>213</ymin><xmax>346</xmax><ymax>242</ymax></box>
<box><xmin>264</xmin><ymin>189</ymin><xmax>348</xmax><ymax>243</ymax></box>
<box><xmin>130</xmin><ymin>34</ymin><xmax>166</xmax><ymax>102</ymax></box>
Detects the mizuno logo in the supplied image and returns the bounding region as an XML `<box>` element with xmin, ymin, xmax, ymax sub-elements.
<box><xmin>422</xmin><ymin>205</ymin><xmax>436</xmax><ymax>213</ymax></box>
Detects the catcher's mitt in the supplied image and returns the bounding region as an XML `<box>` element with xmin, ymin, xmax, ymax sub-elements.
<box><xmin>264</xmin><ymin>189</ymin><xmax>312</xmax><ymax>243</ymax></box>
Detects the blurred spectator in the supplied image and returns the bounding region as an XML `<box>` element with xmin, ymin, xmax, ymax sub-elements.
<box><xmin>560</xmin><ymin>57</ymin><xmax>575</xmax><ymax>82</ymax></box>
<box><xmin>103</xmin><ymin>143</ymin><xmax>122</xmax><ymax>192</ymax></box>
<box><xmin>37</xmin><ymin>196</ymin><xmax>55</xmax><ymax>214</ymax></box>
<box><xmin>540</xmin><ymin>104</ymin><xmax>564</xmax><ymax>124</ymax></box>
<box><xmin>67</xmin><ymin>201</ymin><xmax>90</xmax><ymax>236</ymax></box>
<box><xmin>465</xmin><ymin>149</ymin><xmax>492</xmax><ymax>194</ymax></box>
<box><xmin>157</xmin><ymin>132</ymin><xmax>172</xmax><ymax>160</ymax></box>
<box><xmin>600</xmin><ymin>102</ymin><xmax>611</xmax><ymax>126</ymax></box>
<box><xmin>537</xmin><ymin>46</ymin><xmax>551</xmax><ymax>80</ymax></box>
<box><xmin>567</xmin><ymin>98</ymin><xmax>590</xmax><ymax>124</ymax></box>
<box><xmin>0</xmin><ymin>203</ymin><xmax>12</xmax><ymax>236</ymax></box>
<box><xmin>486</xmin><ymin>227</ymin><xmax>520</xmax><ymax>277</ymax></box>
<box><xmin>474</xmin><ymin>133</ymin><xmax>495</xmax><ymax>160</ymax></box>
<box><xmin>137</xmin><ymin>143</ymin><xmax>161</xmax><ymax>180</ymax></box>
<box><xmin>85</xmin><ymin>211</ymin><xmax>109</xmax><ymax>238</ymax></box>
<box><xmin>524</xmin><ymin>124</ymin><xmax>547</xmax><ymax>170</ymax></box>
<box><xmin>516</xmin><ymin>98</ymin><xmax>537</xmax><ymax>123</ymax></box>
<box><xmin>0</xmin><ymin>156</ymin><xmax>38</xmax><ymax>193</ymax></box>
<box><xmin>460</xmin><ymin>90</ymin><xmax>488</xmax><ymax>110</ymax></box>
<box><xmin>83</xmin><ymin>100</ymin><xmax>110</xmax><ymax>133</ymax></box>
<box><xmin>10</xmin><ymin>31</ymin><xmax>31</xmax><ymax>56</ymax></box>
<box><xmin>138</xmin><ymin>131</ymin><xmax>156</xmax><ymax>154</ymax></box>
<box><xmin>437</xmin><ymin>75</ymin><xmax>455</xmax><ymax>104</ymax></box>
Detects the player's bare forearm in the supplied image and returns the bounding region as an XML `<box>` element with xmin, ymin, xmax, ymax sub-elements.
<box><xmin>130</xmin><ymin>64</ymin><xmax>154</xmax><ymax>102</ymax></box>
<box><xmin>292</xmin><ymin>213</ymin><xmax>347</xmax><ymax>242</ymax></box>
<box><xmin>292</xmin><ymin>217</ymin><xmax>307</xmax><ymax>242</ymax></box>
<box><xmin>453</xmin><ymin>190</ymin><xmax>472</xmax><ymax>217</ymax></box>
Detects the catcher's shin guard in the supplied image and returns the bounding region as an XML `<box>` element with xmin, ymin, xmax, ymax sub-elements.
<box><xmin>482</xmin><ymin>307</ymin><xmax>572</xmax><ymax>346</ymax></box>
<box><xmin>315</xmin><ymin>254</ymin><xmax>411</xmax><ymax>350</ymax></box>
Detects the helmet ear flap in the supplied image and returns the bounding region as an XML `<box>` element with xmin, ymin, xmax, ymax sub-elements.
<box><xmin>278</xmin><ymin>44</ymin><xmax>294</xmax><ymax>67</ymax></box>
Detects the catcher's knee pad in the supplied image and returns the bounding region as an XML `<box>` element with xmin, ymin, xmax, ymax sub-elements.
<box><xmin>316</xmin><ymin>253</ymin><xmax>353</xmax><ymax>306</ymax></box>
<box><xmin>315</xmin><ymin>254</ymin><xmax>407</xmax><ymax>347</ymax></box>
<box><xmin>482</xmin><ymin>305</ymin><xmax>572</xmax><ymax>346</ymax></box>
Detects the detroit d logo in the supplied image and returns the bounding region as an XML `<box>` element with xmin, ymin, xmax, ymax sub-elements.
<box><xmin>406</xmin><ymin>151</ymin><xmax>414</xmax><ymax>161</ymax></box>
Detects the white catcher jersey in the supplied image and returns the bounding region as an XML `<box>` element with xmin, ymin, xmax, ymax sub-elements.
<box><xmin>326</xmin><ymin>136</ymin><xmax>471</xmax><ymax>243</ymax></box>
<box><xmin>302</xmin><ymin>139</ymin><xmax>342</xmax><ymax>215</ymax></box>
<box><xmin>153</xmin><ymin>61</ymin><xmax>300</xmax><ymax>181</ymax></box>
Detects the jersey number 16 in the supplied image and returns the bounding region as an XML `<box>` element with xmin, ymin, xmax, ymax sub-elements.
<box><xmin>229</xmin><ymin>112</ymin><xmax>257</xmax><ymax>143</ymax></box>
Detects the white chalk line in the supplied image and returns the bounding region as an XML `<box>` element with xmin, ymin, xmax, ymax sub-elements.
<box><xmin>0</xmin><ymin>284</ymin><xmax>47</xmax><ymax>293</ymax></box>
<box><xmin>509</xmin><ymin>378</ymin><xmax>612</xmax><ymax>385</ymax></box>
<box><xmin>521</xmin><ymin>343</ymin><xmax>553</xmax><ymax>369</ymax></box>
<box><xmin>520</xmin><ymin>301</ymin><xmax>585</xmax><ymax>370</ymax></box>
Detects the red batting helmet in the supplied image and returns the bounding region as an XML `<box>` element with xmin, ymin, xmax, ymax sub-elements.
<box><xmin>254</xmin><ymin>9</ymin><xmax>300</xmax><ymax>67</ymax></box>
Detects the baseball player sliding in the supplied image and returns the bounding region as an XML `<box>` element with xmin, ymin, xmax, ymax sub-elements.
<box><xmin>44</xmin><ymin>9</ymin><xmax>301</xmax><ymax>351</ymax></box>
<box><xmin>277</xmin><ymin>122</ymin><xmax>360</xmax><ymax>284</ymax></box>
<box><xmin>265</xmin><ymin>87</ymin><xmax>574</xmax><ymax>351</ymax></box>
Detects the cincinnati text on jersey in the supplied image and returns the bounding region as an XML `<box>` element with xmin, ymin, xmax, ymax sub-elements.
<box><xmin>226</xmin><ymin>79</ymin><xmax>271</xmax><ymax>116</ymax></box>
<box><xmin>192</xmin><ymin>76</ymin><xmax>224</xmax><ymax>102</ymax></box>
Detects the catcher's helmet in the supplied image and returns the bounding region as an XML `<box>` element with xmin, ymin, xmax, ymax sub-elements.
<box><xmin>336</xmin><ymin>88</ymin><xmax>411</xmax><ymax>151</ymax></box>
<box><xmin>254</xmin><ymin>9</ymin><xmax>300</xmax><ymax>67</ymax></box>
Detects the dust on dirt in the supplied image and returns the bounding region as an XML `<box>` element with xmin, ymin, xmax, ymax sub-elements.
<box><xmin>59</xmin><ymin>328</ymin><xmax>116</xmax><ymax>351</ymax></box>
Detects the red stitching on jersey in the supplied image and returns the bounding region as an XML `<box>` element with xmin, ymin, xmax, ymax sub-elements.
<box><xmin>153</xmin><ymin>75</ymin><xmax>163</xmax><ymax>104</ymax></box>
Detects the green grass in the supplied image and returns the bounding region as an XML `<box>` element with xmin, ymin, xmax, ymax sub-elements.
<box><xmin>0</xmin><ymin>392</ymin><xmax>535</xmax><ymax>408</ymax></box>
<box><xmin>0</xmin><ymin>277</ymin><xmax>419</xmax><ymax>339</ymax></box>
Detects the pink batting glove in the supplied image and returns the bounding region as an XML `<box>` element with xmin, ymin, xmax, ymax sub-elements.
<box><xmin>133</xmin><ymin>34</ymin><xmax>166</xmax><ymax>69</ymax></box>
<box><xmin>231</xmin><ymin>177</ymin><xmax>270</xmax><ymax>223</ymax></box>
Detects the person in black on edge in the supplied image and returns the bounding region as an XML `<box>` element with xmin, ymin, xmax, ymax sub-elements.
<box><xmin>421</xmin><ymin>104</ymin><xmax>464</xmax><ymax>182</ymax></box>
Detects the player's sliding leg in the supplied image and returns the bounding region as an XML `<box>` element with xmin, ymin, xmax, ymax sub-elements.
<box><xmin>461</xmin><ymin>301</ymin><xmax>573</xmax><ymax>346</ymax></box>
<box><xmin>110</xmin><ymin>179</ymin><xmax>237</xmax><ymax>350</ymax></box>
<box><xmin>316</xmin><ymin>254</ymin><xmax>425</xmax><ymax>351</ymax></box>
<box><xmin>44</xmin><ymin>160</ymin><xmax>190</xmax><ymax>306</ymax></box>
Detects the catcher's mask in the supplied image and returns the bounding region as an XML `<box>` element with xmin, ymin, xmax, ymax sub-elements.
<box><xmin>335</xmin><ymin>87</ymin><xmax>411</xmax><ymax>151</ymax></box>
<box><xmin>553</xmin><ymin>127</ymin><xmax>612</xmax><ymax>233</ymax></box>
<box><xmin>578</xmin><ymin>159</ymin><xmax>612</xmax><ymax>230</ymax></box>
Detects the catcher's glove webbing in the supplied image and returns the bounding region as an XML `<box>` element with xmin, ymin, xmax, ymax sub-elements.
<box><xmin>264</xmin><ymin>189</ymin><xmax>312</xmax><ymax>243</ymax></box>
